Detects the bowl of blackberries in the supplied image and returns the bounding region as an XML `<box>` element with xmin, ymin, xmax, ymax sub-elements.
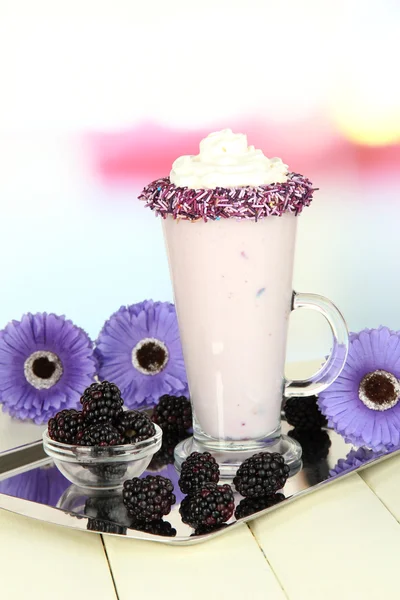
<box><xmin>43</xmin><ymin>382</ymin><xmax>162</xmax><ymax>490</ymax></box>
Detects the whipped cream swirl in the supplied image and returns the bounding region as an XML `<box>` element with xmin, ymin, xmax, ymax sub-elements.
<box><xmin>170</xmin><ymin>129</ymin><xmax>289</xmax><ymax>189</ymax></box>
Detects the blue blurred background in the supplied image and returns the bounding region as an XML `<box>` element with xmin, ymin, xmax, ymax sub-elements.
<box><xmin>0</xmin><ymin>0</ymin><xmax>399</xmax><ymax>362</ymax></box>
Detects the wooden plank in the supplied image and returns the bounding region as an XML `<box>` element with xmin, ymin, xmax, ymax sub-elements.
<box><xmin>104</xmin><ymin>524</ymin><xmax>286</xmax><ymax>600</ymax></box>
<box><xmin>0</xmin><ymin>510</ymin><xmax>117</xmax><ymax>600</ymax></box>
<box><xmin>360</xmin><ymin>452</ymin><xmax>400</xmax><ymax>522</ymax></box>
<box><xmin>250</xmin><ymin>474</ymin><xmax>400</xmax><ymax>600</ymax></box>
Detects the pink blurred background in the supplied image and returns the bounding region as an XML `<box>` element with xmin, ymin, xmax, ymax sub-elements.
<box><xmin>0</xmin><ymin>0</ymin><xmax>399</xmax><ymax>362</ymax></box>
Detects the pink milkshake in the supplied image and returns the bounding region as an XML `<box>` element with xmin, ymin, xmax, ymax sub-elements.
<box><xmin>163</xmin><ymin>214</ymin><xmax>296</xmax><ymax>441</ymax></box>
<box><xmin>140</xmin><ymin>130</ymin><xmax>348</xmax><ymax>474</ymax></box>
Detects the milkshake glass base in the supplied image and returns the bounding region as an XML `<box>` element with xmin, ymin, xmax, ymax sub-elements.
<box><xmin>174</xmin><ymin>433</ymin><xmax>302</xmax><ymax>479</ymax></box>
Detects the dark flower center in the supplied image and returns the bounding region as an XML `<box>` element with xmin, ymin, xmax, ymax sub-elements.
<box><xmin>364</xmin><ymin>374</ymin><xmax>395</xmax><ymax>405</ymax></box>
<box><xmin>24</xmin><ymin>350</ymin><xmax>64</xmax><ymax>390</ymax></box>
<box><xmin>359</xmin><ymin>370</ymin><xmax>400</xmax><ymax>411</ymax></box>
<box><xmin>132</xmin><ymin>338</ymin><xmax>169</xmax><ymax>376</ymax></box>
<box><xmin>32</xmin><ymin>356</ymin><xmax>57</xmax><ymax>379</ymax></box>
<box><xmin>137</xmin><ymin>342</ymin><xmax>166</xmax><ymax>372</ymax></box>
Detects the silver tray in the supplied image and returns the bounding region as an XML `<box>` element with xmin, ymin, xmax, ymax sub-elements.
<box><xmin>0</xmin><ymin>421</ymin><xmax>397</xmax><ymax>545</ymax></box>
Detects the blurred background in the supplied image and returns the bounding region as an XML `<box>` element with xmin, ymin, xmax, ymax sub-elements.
<box><xmin>0</xmin><ymin>0</ymin><xmax>399</xmax><ymax>362</ymax></box>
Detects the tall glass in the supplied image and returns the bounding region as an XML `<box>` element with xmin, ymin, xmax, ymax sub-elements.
<box><xmin>163</xmin><ymin>211</ymin><xmax>348</xmax><ymax>475</ymax></box>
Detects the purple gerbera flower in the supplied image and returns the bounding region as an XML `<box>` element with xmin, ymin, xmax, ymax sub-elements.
<box><xmin>319</xmin><ymin>327</ymin><xmax>400</xmax><ymax>452</ymax></box>
<box><xmin>329</xmin><ymin>447</ymin><xmax>382</xmax><ymax>478</ymax></box>
<box><xmin>0</xmin><ymin>313</ymin><xmax>97</xmax><ymax>424</ymax></box>
<box><xmin>95</xmin><ymin>300</ymin><xmax>188</xmax><ymax>409</ymax></box>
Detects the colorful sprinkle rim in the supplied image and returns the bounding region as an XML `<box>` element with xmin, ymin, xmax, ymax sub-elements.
<box><xmin>139</xmin><ymin>174</ymin><xmax>316</xmax><ymax>222</ymax></box>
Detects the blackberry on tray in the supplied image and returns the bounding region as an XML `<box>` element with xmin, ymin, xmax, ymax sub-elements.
<box><xmin>179</xmin><ymin>495</ymin><xmax>192</xmax><ymax>526</ymax></box>
<box><xmin>130</xmin><ymin>519</ymin><xmax>177</xmax><ymax>537</ymax></box>
<box><xmin>81</xmin><ymin>381</ymin><xmax>124</xmax><ymax>426</ymax></box>
<box><xmin>179</xmin><ymin>483</ymin><xmax>234</xmax><ymax>528</ymax></box>
<box><xmin>151</xmin><ymin>394</ymin><xmax>192</xmax><ymax>435</ymax></box>
<box><xmin>233</xmin><ymin>452</ymin><xmax>290</xmax><ymax>498</ymax></box>
<box><xmin>179</xmin><ymin>451</ymin><xmax>220</xmax><ymax>494</ymax></box>
<box><xmin>284</xmin><ymin>395</ymin><xmax>327</xmax><ymax>430</ymax></box>
<box><xmin>115</xmin><ymin>410</ymin><xmax>156</xmax><ymax>443</ymax></box>
<box><xmin>77</xmin><ymin>423</ymin><xmax>123</xmax><ymax>447</ymax></box>
<box><xmin>235</xmin><ymin>493</ymin><xmax>286</xmax><ymax>520</ymax></box>
<box><xmin>122</xmin><ymin>475</ymin><xmax>176</xmax><ymax>522</ymax></box>
<box><xmin>48</xmin><ymin>409</ymin><xmax>85</xmax><ymax>444</ymax></box>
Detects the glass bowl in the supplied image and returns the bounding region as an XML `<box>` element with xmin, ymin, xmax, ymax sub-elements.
<box><xmin>43</xmin><ymin>425</ymin><xmax>162</xmax><ymax>491</ymax></box>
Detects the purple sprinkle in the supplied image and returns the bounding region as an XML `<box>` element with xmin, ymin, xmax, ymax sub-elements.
<box><xmin>256</xmin><ymin>287</ymin><xmax>266</xmax><ymax>298</ymax></box>
<box><xmin>240</xmin><ymin>251</ymin><xmax>248</xmax><ymax>259</ymax></box>
<box><xmin>138</xmin><ymin>174</ymin><xmax>317</xmax><ymax>222</ymax></box>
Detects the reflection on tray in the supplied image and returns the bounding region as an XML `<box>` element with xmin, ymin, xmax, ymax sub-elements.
<box><xmin>1</xmin><ymin>420</ymin><xmax>396</xmax><ymax>544</ymax></box>
<box><xmin>0</xmin><ymin>465</ymin><xmax>70</xmax><ymax>506</ymax></box>
<box><xmin>288</xmin><ymin>427</ymin><xmax>332</xmax><ymax>484</ymax></box>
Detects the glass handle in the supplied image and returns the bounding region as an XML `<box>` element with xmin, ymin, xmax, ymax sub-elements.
<box><xmin>285</xmin><ymin>292</ymin><xmax>349</xmax><ymax>398</ymax></box>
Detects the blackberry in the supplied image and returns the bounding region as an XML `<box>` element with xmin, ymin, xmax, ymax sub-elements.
<box><xmin>115</xmin><ymin>410</ymin><xmax>156</xmax><ymax>443</ymax></box>
<box><xmin>151</xmin><ymin>394</ymin><xmax>192</xmax><ymax>435</ymax></box>
<box><xmin>123</xmin><ymin>476</ymin><xmax>176</xmax><ymax>522</ymax></box>
<box><xmin>288</xmin><ymin>428</ymin><xmax>332</xmax><ymax>465</ymax></box>
<box><xmin>77</xmin><ymin>423</ymin><xmax>123</xmax><ymax>446</ymax></box>
<box><xmin>130</xmin><ymin>519</ymin><xmax>177</xmax><ymax>537</ymax></box>
<box><xmin>81</xmin><ymin>381</ymin><xmax>124</xmax><ymax>426</ymax></box>
<box><xmin>87</xmin><ymin>518</ymin><xmax>127</xmax><ymax>535</ymax></box>
<box><xmin>86</xmin><ymin>461</ymin><xmax>127</xmax><ymax>482</ymax></box>
<box><xmin>235</xmin><ymin>493</ymin><xmax>286</xmax><ymax>520</ymax></box>
<box><xmin>148</xmin><ymin>431</ymin><xmax>185</xmax><ymax>471</ymax></box>
<box><xmin>284</xmin><ymin>395</ymin><xmax>327</xmax><ymax>430</ymax></box>
<box><xmin>179</xmin><ymin>483</ymin><xmax>234</xmax><ymax>528</ymax></box>
<box><xmin>179</xmin><ymin>495</ymin><xmax>193</xmax><ymax>526</ymax></box>
<box><xmin>192</xmin><ymin>523</ymin><xmax>229</xmax><ymax>536</ymax></box>
<box><xmin>233</xmin><ymin>452</ymin><xmax>290</xmax><ymax>498</ymax></box>
<box><xmin>179</xmin><ymin>452</ymin><xmax>220</xmax><ymax>494</ymax></box>
<box><xmin>48</xmin><ymin>409</ymin><xmax>85</xmax><ymax>444</ymax></box>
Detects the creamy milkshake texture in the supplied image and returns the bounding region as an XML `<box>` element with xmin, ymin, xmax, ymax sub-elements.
<box><xmin>140</xmin><ymin>130</ymin><xmax>316</xmax><ymax>442</ymax></box>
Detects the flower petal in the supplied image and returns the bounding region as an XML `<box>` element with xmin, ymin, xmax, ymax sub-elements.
<box><xmin>319</xmin><ymin>327</ymin><xmax>400</xmax><ymax>452</ymax></box>
<box><xmin>96</xmin><ymin>301</ymin><xmax>188</xmax><ymax>409</ymax></box>
<box><xmin>0</xmin><ymin>313</ymin><xmax>96</xmax><ymax>423</ymax></box>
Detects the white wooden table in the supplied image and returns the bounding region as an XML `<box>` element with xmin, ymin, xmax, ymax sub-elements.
<box><xmin>1</xmin><ymin>362</ymin><xmax>399</xmax><ymax>600</ymax></box>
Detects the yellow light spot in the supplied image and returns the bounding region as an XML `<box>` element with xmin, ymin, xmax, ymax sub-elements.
<box><xmin>329</xmin><ymin>40</ymin><xmax>400</xmax><ymax>147</ymax></box>
<box><xmin>332</xmin><ymin>99</ymin><xmax>400</xmax><ymax>146</ymax></box>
